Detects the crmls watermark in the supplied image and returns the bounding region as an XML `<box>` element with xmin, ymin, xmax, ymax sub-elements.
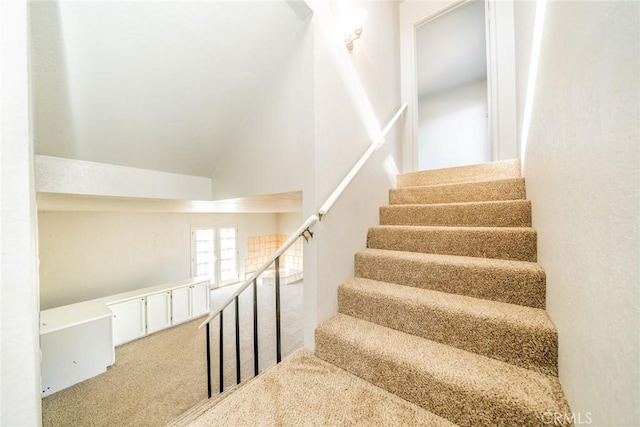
<box><xmin>541</xmin><ymin>411</ymin><xmax>593</xmax><ymax>425</ymax></box>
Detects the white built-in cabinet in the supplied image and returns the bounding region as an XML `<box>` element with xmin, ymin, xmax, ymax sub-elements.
<box><xmin>108</xmin><ymin>280</ymin><xmax>211</xmax><ymax>346</ymax></box>
<box><xmin>171</xmin><ymin>286</ymin><xmax>191</xmax><ymax>324</ymax></box>
<box><xmin>41</xmin><ymin>277</ymin><xmax>211</xmax><ymax>396</ymax></box>
<box><xmin>171</xmin><ymin>281</ymin><xmax>209</xmax><ymax>325</ymax></box>
<box><xmin>110</xmin><ymin>297</ymin><xmax>147</xmax><ymax>346</ymax></box>
<box><xmin>190</xmin><ymin>281</ymin><xmax>210</xmax><ymax>318</ymax></box>
<box><xmin>146</xmin><ymin>291</ymin><xmax>172</xmax><ymax>334</ymax></box>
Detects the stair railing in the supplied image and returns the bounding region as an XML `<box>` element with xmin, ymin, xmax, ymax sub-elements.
<box><xmin>200</xmin><ymin>103</ymin><xmax>407</xmax><ymax>398</ymax></box>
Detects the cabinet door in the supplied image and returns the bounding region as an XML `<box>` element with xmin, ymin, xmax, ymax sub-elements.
<box><xmin>109</xmin><ymin>298</ymin><xmax>146</xmax><ymax>346</ymax></box>
<box><xmin>171</xmin><ymin>287</ymin><xmax>191</xmax><ymax>325</ymax></box>
<box><xmin>191</xmin><ymin>282</ymin><xmax>210</xmax><ymax>318</ymax></box>
<box><xmin>146</xmin><ymin>292</ymin><xmax>171</xmax><ymax>333</ymax></box>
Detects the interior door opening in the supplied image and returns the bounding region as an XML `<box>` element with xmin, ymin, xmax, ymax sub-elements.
<box><xmin>416</xmin><ymin>0</ymin><xmax>490</xmax><ymax>170</ymax></box>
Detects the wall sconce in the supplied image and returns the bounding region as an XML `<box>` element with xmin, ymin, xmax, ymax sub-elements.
<box><xmin>344</xmin><ymin>8</ymin><xmax>367</xmax><ymax>50</ymax></box>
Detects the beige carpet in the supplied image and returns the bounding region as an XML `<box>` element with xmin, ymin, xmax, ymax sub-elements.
<box><xmin>42</xmin><ymin>281</ymin><xmax>303</xmax><ymax>427</ymax></box>
<box><xmin>169</xmin><ymin>349</ymin><xmax>456</xmax><ymax>427</ymax></box>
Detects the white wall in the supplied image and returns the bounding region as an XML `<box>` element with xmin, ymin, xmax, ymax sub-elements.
<box><xmin>304</xmin><ymin>0</ymin><xmax>402</xmax><ymax>350</ymax></box>
<box><xmin>418</xmin><ymin>79</ymin><xmax>489</xmax><ymax>170</ymax></box>
<box><xmin>276</xmin><ymin>212</ymin><xmax>303</xmax><ymax>236</ymax></box>
<box><xmin>211</xmin><ymin>18</ymin><xmax>313</xmax><ymax>200</ymax></box>
<box><xmin>513</xmin><ymin>0</ymin><xmax>536</xmax><ymax>145</ymax></box>
<box><xmin>515</xmin><ymin>1</ymin><xmax>639</xmax><ymax>425</ymax></box>
<box><xmin>0</xmin><ymin>0</ymin><xmax>42</xmax><ymax>423</ymax></box>
<box><xmin>36</xmin><ymin>155</ymin><xmax>213</xmax><ymax>201</ymax></box>
<box><xmin>38</xmin><ymin>211</ymin><xmax>277</xmax><ymax>309</ymax></box>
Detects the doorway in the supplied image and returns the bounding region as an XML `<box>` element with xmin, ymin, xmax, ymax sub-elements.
<box><xmin>191</xmin><ymin>225</ymin><xmax>239</xmax><ymax>288</ymax></box>
<box><xmin>416</xmin><ymin>0</ymin><xmax>489</xmax><ymax>170</ymax></box>
<box><xmin>400</xmin><ymin>0</ymin><xmax>518</xmax><ymax>173</ymax></box>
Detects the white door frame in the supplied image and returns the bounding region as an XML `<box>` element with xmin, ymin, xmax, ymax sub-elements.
<box><xmin>399</xmin><ymin>0</ymin><xmax>518</xmax><ymax>173</ymax></box>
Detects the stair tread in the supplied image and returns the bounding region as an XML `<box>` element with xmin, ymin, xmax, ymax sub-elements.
<box><xmin>395</xmin><ymin>177</ymin><xmax>525</xmax><ymax>191</ymax></box>
<box><xmin>381</xmin><ymin>200</ymin><xmax>532</xmax><ymax>227</ymax></box>
<box><xmin>316</xmin><ymin>314</ymin><xmax>570</xmax><ymax>426</ymax></box>
<box><xmin>367</xmin><ymin>225</ymin><xmax>538</xmax><ymax>262</ymax></box>
<box><xmin>341</xmin><ymin>277</ymin><xmax>553</xmax><ymax>330</ymax></box>
<box><xmin>383</xmin><ymin>199</ymin><xmax>529</xmax><ymax>208</ymax></box>
<box><xmin>339</xmin><ymin>277</ymin><xmax>557</xmax><ymax>375</ymax></box>
<box><xmin>397</xmin><ymin>159</ymin><xmax>521</xmax><ymax>187</ymax></box>
<box><xmin>390</xmin><ymin>179</ymin><xmax>527</xmax><ymax>205</ymax></box>
<box><xmin>355</xmin><ymin>248</ymin><xmax>545</xmax><ymax>308</ymax></box>
<box><xmin>358</xmin><ymin>247</ymin><xmax>542</xmax><ymax>272</ymax></box>
<box><xmin>371</xmin><ymin>224</ymin><xmax>535</xmax><ymax>232</ymax></box>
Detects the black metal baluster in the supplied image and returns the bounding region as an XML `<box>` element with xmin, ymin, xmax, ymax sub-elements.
<box><xmin>253</xmin><ymin>278</ymin><xmax>259</xmax><ymax>376</ymax></box>
<box><xmin>275</xmin><ymin>257</ymin><xmax>282</xmax><ymax>363</ymax></box>
<box><xmin>234</xmin><ymin>296</ymin><xmax>241</xmax><ymax>385</ymax></box>
<box><xmin>219</xmin><ymin>310</ymin><xmax>224</xmax><ymax>393</ymax></box>
<box><xmin>206</xmin><ymin>322</ymin><xmax>212</xmax><ymax>398</ymax></box>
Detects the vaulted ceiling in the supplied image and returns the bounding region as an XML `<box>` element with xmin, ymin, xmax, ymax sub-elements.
<box><xmin>30</xmin><ymin>0</ymin><xmax>308</xmax><ymax>178</ymax></box>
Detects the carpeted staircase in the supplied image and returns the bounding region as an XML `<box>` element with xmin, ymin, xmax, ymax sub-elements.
<box><xmin>315</xmin><ymin>159</ymin><xmax>572</xmax><ymax>426</ymax></box>
<box><xmin>170</xmin><ymin>159</ymin><xmax>572</xmax><ymax>426</ymax></box>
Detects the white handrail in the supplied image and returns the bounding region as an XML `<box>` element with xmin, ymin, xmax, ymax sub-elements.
<box><xmin>318</xmin><ymin>103</ymin><xmax>407</xmax><ymax>217</ymax></box>
<box><xmin>199</xmin><ymin>214</ymin><xmax>319</xmax><ymax>328</ymax></box>
<box><xmin>199</xmin><ymin>103</ymin><xmax>407</xmax><ymax>328</ymax></box>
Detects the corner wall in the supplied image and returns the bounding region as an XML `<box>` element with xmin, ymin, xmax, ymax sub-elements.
<box><xmin>0</xmin><ymin>0</ymin><xmax>42</xmax><ymax>422</ymax></box>
<box><xmin>515</xmin><ymin>1</ymin><xmax>639</xmax><ymax>425</ymax></box>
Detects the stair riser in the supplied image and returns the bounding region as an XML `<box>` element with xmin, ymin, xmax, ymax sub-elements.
<box><xmin>315</xmin><ymin>327</ymin><xmax>557</xmax><ymax>427</ymax></box>
<box><xmin>338</xmin><ymin>286</ymin><xmax>557</xmax><ymax>375</ymax></box>
<box><xmin>397</xmin><ymin>160</ymin><xmax>521</xmax><ymax>188</ymax></box>
<box><xmin>354</xmin><ymin>252</ymin><xmax>545</xmax><ymax>308</ymax></box>
<box><xmin>367</xmin><ymin>227</ymin><xmax>538</xmax><ymax>262</ymax></box>
<box><xmin>380</xmin><ymin>201</ymin><xmax>532</xmax><ymax>227</ymax></box>
<box><xmin>390</xmin><ymin>178</ymin><xmax>526</xmax><ymax>205</ymax></box>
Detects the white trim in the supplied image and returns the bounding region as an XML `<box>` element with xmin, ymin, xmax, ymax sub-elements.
<box><xmin>485</xmin><ymin>0</ymin><xmax>499</xmax><ymax>161</ymax></box>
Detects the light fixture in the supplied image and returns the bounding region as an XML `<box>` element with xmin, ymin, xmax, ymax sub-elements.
<box><xmin>344</xmin><ymin>8</ymin><xmax>367</xmax><ymax>50</ymax></box>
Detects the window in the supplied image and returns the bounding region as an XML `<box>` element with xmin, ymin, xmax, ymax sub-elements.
<box><xmin>193</xmin><ymin>228</ymin><xmax>215</xmax><ymax>278</ymax></box>
<box><xmin>191</xmin><ymin>226</ymin><xmax>238</xmax><ymax>287</ymax></box>
<box><xmin>218</xmin><ymin>227</ymin><xmax>238</xmax><ymax>283</ymax></box>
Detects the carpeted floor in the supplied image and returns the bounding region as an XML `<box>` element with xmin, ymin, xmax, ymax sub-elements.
<box><xmin>42</xmin><ymin>281</ymin><xmax>303</xmax><ymax>427</ymax></box>
<box><xmin>169</xmin><ymin>349</ymin><xmax>456</xmax><ymax>427</ymax></box>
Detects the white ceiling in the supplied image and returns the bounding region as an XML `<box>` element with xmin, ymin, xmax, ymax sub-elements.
<box><xmin>416</xmin><ymin>0</ymin><xmax>487</xmax><ymax>99</ymax></box>
<box><xmin>30</xmin><ymin>1</ymin><xmax>308</xmax><ymax>178</ymax></box>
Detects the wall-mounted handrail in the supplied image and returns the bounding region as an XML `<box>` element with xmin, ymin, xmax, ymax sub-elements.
<box><xmin>200</xmin><ymin>103</ymin><xmax>407</xmax><ymax>397</ymax></box>
<box><xmin>318</xmin><ymin>103</ymin><xmax>407</xmax><ymax>218</ymax></box>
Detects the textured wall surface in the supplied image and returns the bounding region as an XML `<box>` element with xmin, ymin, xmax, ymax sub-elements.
<box><xmin>1</xmin><ymin>0</ymin><xmax>42</xmax><ymax>423</ymax></box>
<box><xmin>305</xmin><ymin>0</ymin><xmax>402</xmax><ymax>350</ymax></box>
<box><xmin>520</xmin><ymin>2</ymin><xmax>639</xmax><ymax>425</ymax></box>
<box><xmin>38</xmin><ymin>212</ymin><xmax>277</xmax><ymax>309</ymax></box>
<box><xmin>36</xmin><ymin>155</ymin><xmax>213</xmax><ymax>201</ymax></box>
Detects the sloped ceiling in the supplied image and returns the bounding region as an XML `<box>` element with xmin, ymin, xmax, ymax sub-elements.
<box><xmin>30</xmin><ymin>0</ymin><xmax>308</xmax><ymax>178</ymax></box>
